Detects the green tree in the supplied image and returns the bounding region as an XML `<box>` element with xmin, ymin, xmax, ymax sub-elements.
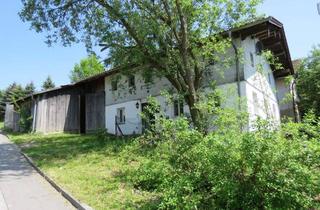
<box><xmin>70</xmin><ymin>55</ymin><xmax>105</xmax><ymax>83</ymax></box>
<box><xmin>133</xmin><ymin>105</ymin><xmax>320</xmax><ymax>209</ymax></box>
<box><xmin>42</xmin><ymin>76</ymin><xmax>55</xmax><ymax>90</ymax></box>
<box><xmin>25</xmin><ymin>81</ymin><xmax>36</xmax><ymax>95</ymax></box>
<box><xmin>2</xmin><ymin>83</ymin><xmax>27</xmax><ymax>108</ymax></box>
<box><xmin>296</xmin><ymin>46</ymin><xmax>320</xmax><ymax>117</ymax></box>
<box><xmin>0</xmin><ymin>83</ymin><xmax>32</xmax><ymax>127</ymax></box>
<box><xmin>20</xmin><ymin>0</ymin><xmax>262</xmax><ymax>130</ymax></box>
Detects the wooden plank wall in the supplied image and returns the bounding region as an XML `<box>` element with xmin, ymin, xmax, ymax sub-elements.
<box><xmin>4</xmin><ymin>104</ymin><xmax>14</xmax><ymax>130</ymax></box>
<box><xmin>85</xmin><ymin>92</ymin><xmax>105</xmax><ymax>132</ymax></box>
<box><xmin>34</xmin><ymin>93</ymin><xmax>80</xmax><ymax>133</ymax></box>
<box><xmin>13</xmin><ymin>112</ymin><xmax>20</xmax><ymax>132</ymax></box>
<box><xmin>30</xmin><ymin>78</ymin><xmax>105</xmax><ymax>134</ymax></box>
<box><xmin>4</xmin><ymin>104</ymin><xmax>20</xmax><ymax>132</ymax></box>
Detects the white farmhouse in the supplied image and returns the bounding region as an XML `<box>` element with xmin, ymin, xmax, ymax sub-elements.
<box><xmin>5</xmin><ymin>17</ymin><xmax>298</xmax><ymax>135</ymax></box>
<box><xmin>104</xmin><ymin>17</ymin><xmax>298</xmax><ymax>135</ymax></box>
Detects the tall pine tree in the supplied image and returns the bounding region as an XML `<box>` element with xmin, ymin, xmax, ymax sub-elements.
<box><xmin>25</xmin><ymin>82</ymin><xmax>36</xmax><ymax>95</ymax></box>
<box><xmin>42</xmin><ymin>76</ymin><xmax>55</xmax><ymax>90</ymax></box>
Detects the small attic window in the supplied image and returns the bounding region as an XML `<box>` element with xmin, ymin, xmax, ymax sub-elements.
<box><xmin>255</xmin><ymin>41</ymin><xmax>263</xmax><ymax>55</ymax></box>
<box><xmin>128</xmin><ymin>75</ymin><xmax>135</xmax><ymax>88</ymax></box>
<box><xmin>111</xmin><ymin>80</ymin><xmax>117</xmax><ymax>91</ymax></box>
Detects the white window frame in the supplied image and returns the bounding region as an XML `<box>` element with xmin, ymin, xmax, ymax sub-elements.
<box><xmin>117</xmin><ymin>107</ymin><xmax>125</xmax><ymax>124</ymax></box>
<box><xmin>173</xmin><ymin>100</ymin><xmax>184</xmax><ymax>117</ymax></box>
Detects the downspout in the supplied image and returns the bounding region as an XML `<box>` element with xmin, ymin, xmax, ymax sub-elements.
<box><xmin>32</xmin><ymin>95</ymin><xmax>37</xmax><ymax>132</ymax></box>
<box><xmin>230</xmin><ymin>32</ymin><xmax>245</xmax><ymax>131</ymax></box>
<box><xmin>291</xmin><ymin>75</ymin><xmax>301</xmax><ymax>122</ymax></box>
<box><xmin>229</xmin><ymin>32</ymin><xmax>242</xmax><ymax>111</ymax></box>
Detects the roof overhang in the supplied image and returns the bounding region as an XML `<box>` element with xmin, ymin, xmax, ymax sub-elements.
<box><xmin>15</xmin><ymin>66</ymin><xmax>124</xmax><ymax>103</ymax></box>
<box><xmin>229</xmin><ymin>16</ymin><xmax>294</xmax><ymax>78</ymax></box>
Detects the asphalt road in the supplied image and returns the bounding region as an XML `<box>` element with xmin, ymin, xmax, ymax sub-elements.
<box><xmin>0</xmin><ymin>132</ymin><xmax>75</xmax><ymax>210</ymax></box>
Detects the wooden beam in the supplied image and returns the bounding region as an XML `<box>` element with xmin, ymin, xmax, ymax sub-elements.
<box><xmin>274</xmin><ymin>52</ymin><xmax>286</xmax><ymax>57</ymax></box>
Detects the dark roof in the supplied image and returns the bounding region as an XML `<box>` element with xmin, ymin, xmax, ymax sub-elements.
<box><xmin>15</xmin><ymin>66</ymin><xmax>124</xmax><ymax>103</ymax></box>
<box><xmin>17</xmin><ymin>16</ymin><xmax>293</xmax><ymax>102</ymax></box>
<box><xmin>229</xmin><ymin>16</ymin><xmax>294</xmax><ymax>77</ymax></box>
<box><xmin>72</xmin><ymin>66</ymin><xmax>121</xmax><ymax>85</ymax></box>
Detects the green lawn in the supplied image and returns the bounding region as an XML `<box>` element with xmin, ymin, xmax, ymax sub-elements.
<box><xmin>8</xmin><ymin>132</ymin><xmax>158</xmax><ymax>210</ymax></box>
<box><xmin>0</xmin><ymin>121</ymin><xmax>4</xmax><ymax>130</ymax></box>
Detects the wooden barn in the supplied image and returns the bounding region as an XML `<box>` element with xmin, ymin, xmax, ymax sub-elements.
<box><xmin>6</xmin><ymin>74</ymin><xmax>106</xmax><ymax>134</ymax></box>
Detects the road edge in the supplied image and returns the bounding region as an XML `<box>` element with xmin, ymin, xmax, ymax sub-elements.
<box><xmin>2</xmin><ymin>131</ymin><xmax>93</xmax><ymax>210</ymax></box>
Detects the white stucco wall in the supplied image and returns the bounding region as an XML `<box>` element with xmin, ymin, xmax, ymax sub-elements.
<box><xmin>105</xmin><ymin>100</ymin><xmax>142</xmax><ymax>135</ymax></box>
<box><xmin>216</xmin><ymin>82</ymin><xmax>246</xmax><ymax>111</ymax></box>
<box><xmin>104</xmin><ymin>36</ymin><xmax>283</xmax><ymax>134</ymax></box>
<box><xmin>105</xmin><ymin>92</ymin><xmax>191</xmax><ymax>135</ymax></box>
<box><xmin>275</xmin><ymin>77</ymin><xmax>296</xmax><ymax>119</ymax></box>
<box><xmin>105</xmin><ymin>71</ymin><xmax>193</xmax><ymax>135</ymax></box>
<box><xmin>202</xmin><ymin>38</ymin><xmax>243</xmax><ymax>86</ymax></box>
<box><xmin>105</xmin><ymin>71</ymin><xmax>172</xmax><ymax>106</ymax></box>
<box><xmin>242</xmin><ymin>37</ymin><xmax>280</xmax><ymax>126</ymax></box>
<box><xmin>276</xmin><ymin>78</ymin><xmax>290</xmax><ymax>107</ymax></box>
<box><xmin>105</xmin><ymin>80</ymin><xmax>247</xmax><ymax>135</ymax></box>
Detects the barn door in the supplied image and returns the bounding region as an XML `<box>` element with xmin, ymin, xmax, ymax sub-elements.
<box><xmin>85</xmin><ymin>92</ymin><xmax>105</xmax><ymax>133</ymax></box>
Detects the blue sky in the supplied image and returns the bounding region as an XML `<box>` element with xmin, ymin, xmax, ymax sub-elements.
<box><xmin>0</xmin><ymin>0</ymin><xmax>319</xmax><ymax>90</ymax></box>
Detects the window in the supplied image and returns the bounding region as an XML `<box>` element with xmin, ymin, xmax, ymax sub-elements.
<box><xmin>117</xmin><ymin>108</ymin><xmax>125</xmax><ymax>124</ymax></box>
<box><xmin>174</xmin><ymin>100</ymin><xmax>184</xmax><ymax>116</ymax></box>
<box><xmin>255</xmin><ymin>41</ymin><xmax>263</xmax><ymax>55</ymax></box>
<box><xmin>250</xmin><ymin>52</ymin><xmax>255</xmax><ymax>67</ymax></box>
<box><xmin>268</xmin><ymin>73</ymin><xmax>272</xmax><ymax>84</ymax></box>
<box><xmin>111</xmin><ymin>80</ymin><xmax>117</xmax><ymax>91</ymax></box>
<box><xmin>252</xmin><ymin>92</ymin><xmax>259</xmax><ymax>115</ymax></box>
<box><xmin>128</xmin><ymin>75</ymin><xmax>135</xmax><ymax>88</ymax></box>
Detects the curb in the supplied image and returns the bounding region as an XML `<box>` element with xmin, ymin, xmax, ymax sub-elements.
<box><xmin>0</xmin><ymin>131</ymin><xmax>93</xmax><ymax>210</ymax></box>
<box><xmin>18</xmin><ymin>152</ymin><xmax>93</xmax><ymax>210</ymax></box>
<box><xmin>20</xmin><ymin>152</ymin><xmax>93</xmax><ymax>210</ymax></box>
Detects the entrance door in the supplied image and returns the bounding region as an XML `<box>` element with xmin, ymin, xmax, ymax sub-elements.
<box><xmin>85</xmin><ymin>92</ymin><xmax>105</xmax><ymax>133</ymax></box>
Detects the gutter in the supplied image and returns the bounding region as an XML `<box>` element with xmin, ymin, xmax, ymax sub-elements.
<box><xmin>291</xmin><ymin>76</ymin><xmax>301</xmax><ymax>122</ymax></box>
<box><xmin>32</xmin><ymin>96</ymin><xmax>37</xmax><ymax>132</ymax></box>
<box><xmin>229</xmin><ymin>32</ymin><xmax>242</xmax><ymax>111</ymax></box>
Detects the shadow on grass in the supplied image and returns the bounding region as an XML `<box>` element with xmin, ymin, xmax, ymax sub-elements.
<box><xmin>8</xmin><ymin>132</ymin><xmax>134</xmax><ymax>167</ymax></box>
<box><xmin>124</xmin><ymin>198</ymin><xmax>161</xmax><ymax>210</ymax></box>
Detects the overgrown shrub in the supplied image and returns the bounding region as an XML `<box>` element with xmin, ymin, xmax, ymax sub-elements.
<box><xmin>133</xmin><ymin>109</ymin><xmax>320</xmax><ymax>209</ymax></box>
<box><xmin>18</xmin><ymin>106</ymin><xmax>33</xmax><ymax>132</ymax></box>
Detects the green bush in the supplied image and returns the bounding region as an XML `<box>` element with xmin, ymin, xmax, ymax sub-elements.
<box><xmin>133</xmin><ymin>109</ymin><xmax>320</xmax><ymax>209</ymax></box>
<box><xmin>18</xmin><ymin>106</ymin><xmax>33</xmax><ymax>132</ymax></box>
